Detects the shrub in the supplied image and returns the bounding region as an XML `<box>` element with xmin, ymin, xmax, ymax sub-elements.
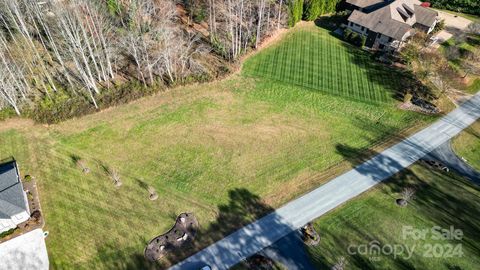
<box><xmin>192</xmin><ymin>7</ymin><xmax>207</xmax><ymax>23</ymax></box>
<box><xmin>360</xmin><ymin>35</ymin><xmax>367</xmax><ymax>47</ymax></box>
<box><xmin>0</xmin><ymin>108</ymin><xmax>16</xmax><ymax>121</ymax></box>
<box><xmin>0</xmin><ymin>228</ymin><xmax>16</xmax><ymax>239</ymax></box>
<box><xmin>343</xmin><ymin>28</ymin><xmax>353</xmax><ymax>41</ymax></box>
<box><xmin>404</xmin><ymin>92</ymin><xmax>413</xmax><ymax>103</ymax></box>
<box><xmin>28</xmin><ymin>81</ymin><xmax>161</xmax><ymax>124</ymax></box>
<box><xmin>432</xmin><ymin>19</ymin><xmax>446</xmax><ymax>34</ymax></box>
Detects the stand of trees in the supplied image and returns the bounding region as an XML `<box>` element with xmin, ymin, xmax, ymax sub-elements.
<box><xmin>0</xmin><ymin>0</ymin><xmax>209</xmax><ymax>118</ymax></box>
<box><xmin>288</xmin><ymin>0</ymin><xmax>340</xmax><ymax>26</ymax></box>
<box><xmin>0</xmin><ymin>0</ymin><xmax>290</xmax><ymax>120</ymax></box>
<box><xmin>428</xmin><ymin>0</ymin><xmax>480</xmax><ymax>16</ymax></box>
<box><xmin>204</xmin><ymin>0</ymin><xmax>288</xmax><ymax>59</ymax></box>
<box><xmin>303</xmin><ymin>0</ymin><xmax>340</xmax><ymax>21</ymax></box>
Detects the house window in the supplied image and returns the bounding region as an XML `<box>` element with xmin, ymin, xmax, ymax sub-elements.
<box><xmin>388</xmin><ymin>37</ymin><xmax>393</xmax><ymax>42</ymax></box>
<box><xmin>379</xmin><ymin>44</ymin><xmax>385</xmax><ymax>50</ymax></box>
<box><xmin>361</xmin><ymin>26</ymin><xmax>365</xmax><ymax>31</ymax></box>
<box><xmin>348</xmin><ymin>21</ymin><xmax>352</xmax><ymax>27</ymax></box>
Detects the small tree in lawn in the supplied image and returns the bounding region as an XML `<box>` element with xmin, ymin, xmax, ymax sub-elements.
<box><xmin>148</xmin><ymin>186</ymin><xmax>158</xmax><ymax>201</ymax></box>
<box><xmin>110</xmin><ymin>169</ymin><xmax>122</xmax><ymax>187</ymax></box>
<box><xmin>77</xmin><ymin>159</ymin><xmax>90</xmax><ymax>174</ymax></box>
<box><xmin>331</xmin><ymin>256</ymin><xmax>347</xmax><ymax>270</ymax></box>
<box><xmin>397</xmin><ymin>187</ymin><xmax>416</xmax><ymax>207</ymax></box>
<box><xmin>402</xmin><ymin>187</ymin><xmax>416</xmax><ymax>201</ymax></box>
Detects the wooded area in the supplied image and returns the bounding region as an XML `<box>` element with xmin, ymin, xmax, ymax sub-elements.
<box><xmin>0</xmin><ymin>0</ymin><xmax>287</xmax><ymax>121</ymax></box>
<box><xmin>428</xmin><ymin>0</ymin><xmax>480</xmax><ymax>16</ymax></box>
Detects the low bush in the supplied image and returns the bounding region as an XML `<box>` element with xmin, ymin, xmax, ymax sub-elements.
<box><xmin>0</xmin><ymin>108</ymin><xmax>16</xmax><ymax>121</ymax></box>
<box><xmin>432</xmin><ymin>19</ymin><xmax>446</xmax><ymax>34</ymax></box>
<box><xmin>0</xmin><ymin>228</ymin><xmax>16</xmax><ymax>239</ymax></box>
<box><xmin>343</xmin><ymin>29</ymin><xmax>364</xmax><ymax>47</ymax></box>
<box><xmin>29</xmin><ymin>81</ymin><xmax>161</xmax><ymax>124</ymax></box>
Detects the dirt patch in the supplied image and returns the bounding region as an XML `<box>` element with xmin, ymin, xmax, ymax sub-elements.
<box><xmin>0</xmin><ymin>118</ymin><xmax>35</xmax><ymax>133</ymax></box>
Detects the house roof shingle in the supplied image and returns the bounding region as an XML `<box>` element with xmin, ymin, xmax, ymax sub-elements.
<box><xmin>414</xmin><ymin>4</ymin><xmax>438</xmax><ymax>27</ymax></box>
<box><xmin>348</xmin><ymin>9</ymin><xmax>413</xmax><ymax>40</ymax></box>
<box><xmin>0</xmin><ymin>161</ymin><xmax>29</xmax><ymax>219</ymax></box>
<box><xmin>347</xmin><ymin>0</ymin><xmax>438</xmax><ymax>40</ymax></box>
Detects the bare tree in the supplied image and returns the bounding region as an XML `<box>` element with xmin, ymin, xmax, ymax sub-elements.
<box><xmin>110</xmin><ymin>169</ymin><xmax>122</xmax><ymax>187</ymax></box>
<box><xmin>401</xmin><ymin>187</ymin><xmax>416</xmax><ymax>202</ymax></box>
<box><xmin>148</xmin><ymin>186</ymin><xmax>158</xmax><ymax>200</ymax></box>
<box><xmin>76</xmin><ymin>159</ymin><xmax>90</xmax><ymax>174</ymax></box>
<box><xmin>331</xmin><ymin>256</ymin><xmax>347</xmax><ymax>270</ymax></box>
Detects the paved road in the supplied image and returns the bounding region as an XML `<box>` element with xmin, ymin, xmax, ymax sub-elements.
<box><xmin>427</xmin><ymin>141</ymin><xmax>480</xmax><ymax>185</ymax></box>
<box><xmin>169</xmin><ymin>93</ymin><xmax>480</xmax><ymax>270</ymax></box>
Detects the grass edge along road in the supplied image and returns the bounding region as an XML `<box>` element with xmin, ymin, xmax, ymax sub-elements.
<box><xmin>307</xmin><ymin>164</ymin><xmax>480</xmax><ymax>270</ymax></box>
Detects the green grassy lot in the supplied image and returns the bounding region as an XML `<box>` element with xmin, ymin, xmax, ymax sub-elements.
<box><xmin>0</xmin><ymin>23</ymin><xmax>433</xmax><ymax>269</ymax></box>
<box><xmin>307</xmin><ymin>164</ymin><xmax>480</xmax><ymax>269</ymax></box>
<box><xmin>243</xmin><ymin>24</ymin><xmax>412</xmax><ymax>104</ymax></box>
<box><xmin>452</xmin><ymin>121</ymin><xmax>480</xmax><ymax>171</ymax></box>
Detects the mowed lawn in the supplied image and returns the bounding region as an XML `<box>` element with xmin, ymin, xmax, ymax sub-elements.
<box><xmin>452</xmin><ymin>121</ymin><xmax>480</xmax><ymax>170</ymax></box>
<box><xmin>308</xmin><ymin>164</ymin><xmax>480</xmax><ymax>269</ymax></box>
<box><xmin>243</xmin><ymin>23</ymin><xmax>409</xmax><ymax>104</ymax></box>
<box><xmin>0</xmin><ymin>24</ymin><xmax>433</xmax><ymax>269</ymax></box>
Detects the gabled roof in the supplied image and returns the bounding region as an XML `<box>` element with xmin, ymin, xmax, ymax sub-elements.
<box><xmin>0</xmin><ymin>161</ymin><xmax>29</xmax><ymax>219</ymax></box>
<box><xmin>414</xmin><ymin>4</ymin><xmax>438</xmax><ymax>27</ymax></box>
<box><xmin>348</xmin><ymin>8</ymin><xmax>413</xmax><ymax>40</ymax></box>
<box><xmin>347</xmin><ymin>0</ymin><xmax>438</xmax><ymax>40</ymax></box>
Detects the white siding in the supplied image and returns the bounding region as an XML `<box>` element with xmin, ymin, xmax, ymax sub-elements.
<box><xmin>347</xmin><ymin>21</ymin><xmax>368</xmax><ymax>35</ymax></box>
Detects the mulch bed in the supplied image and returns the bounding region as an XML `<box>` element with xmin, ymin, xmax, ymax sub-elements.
<box><xmin>144</xmin><ymin>213</ymin><xmax>199</xmax><ymax>261</ymax></box>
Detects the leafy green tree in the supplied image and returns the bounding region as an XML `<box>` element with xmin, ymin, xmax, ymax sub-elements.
<box><xmin>428</xmin><ymin>0</ymin><xmax>479</xmax><ymax>16</ymax></box>
<box><xmin>303</xmin><ymin>0</ymin><xmax>321</xmax><ymax>21</ymax></box>
<box><xmin>288</xmin><ymin>0</ymin><xmax>304</xmax><ymax>27</ymax></box>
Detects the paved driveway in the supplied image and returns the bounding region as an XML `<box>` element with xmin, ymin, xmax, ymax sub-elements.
<box><xmin>432</xmin><ymin>10</ymin><xmax>472</xmax><ymax>46</ymax></box>
<box><xmin>437</xmin><ymin>10</ymin><xmax>472</xmax><ymax>31</ymax></box>
<box><xmin>169</xmin><ymin>93</ymin><xmax>480</xmax><ymax>270</ymax></box>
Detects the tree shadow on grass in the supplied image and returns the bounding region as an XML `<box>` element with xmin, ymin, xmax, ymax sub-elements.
<box><xmin>314</xmin><ymin>15</ymin><xmax>348</xmax><ymax>31</ymax></box>
<box><xmin>330</xmin><ymin>142</ymin><xmax>480</xmax><ymax>268</ymax></box>
<box><xmin>341</xmin><ymin>43</ymin><xmax>435</xmax><ymax>103</ymax></box>
<box><xmin>88</xmin><ymin>188</ymin><xmax>294</xmax><ymax>270</ymax></box>
<box><xmin>159</xmin><ymin>188</ymin><xmax>291</xmax><ymax>269</ymax></box>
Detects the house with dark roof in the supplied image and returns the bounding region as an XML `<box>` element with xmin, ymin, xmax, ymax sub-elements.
<box><xmin>0</xmin><ymin>160</ymin><xmax>30</xmax><ymax>233</ymax></box>
<box><xmin>345</xmin><ymin>0</ymin><xmax>438</xmax><ymax>51</ymax></box>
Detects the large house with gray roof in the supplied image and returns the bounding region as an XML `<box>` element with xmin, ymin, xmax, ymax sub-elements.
<box><xmin>0</xmin><ymin>160</ymin><xmax>30</xmax><ymax>233</ymax></box>
<box><xmin>345</xmin><ymin>0</ymin><xmax>438</xmax><ymax>51</ymax></box>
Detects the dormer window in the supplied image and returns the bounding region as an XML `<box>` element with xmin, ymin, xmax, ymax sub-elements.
<box><xmin>402</xmin><ymin>4</ymin><xmax>415</xmax><ymax>15</ymax></box>
<box><xmin>396</xmin><ymin>7</ymin><xmax>410</xmax><ymax>21</ymax></box>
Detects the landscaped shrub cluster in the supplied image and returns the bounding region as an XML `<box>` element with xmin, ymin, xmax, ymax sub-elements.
<box><xmin>428</xmin><ymin>0</ymin><xmax>480</xmax><ymax>16</ymax></box>
<box><xmin>343</xmin><ymin>29</ymin><xmax>366</xmax><ymax>47</ymax></box>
